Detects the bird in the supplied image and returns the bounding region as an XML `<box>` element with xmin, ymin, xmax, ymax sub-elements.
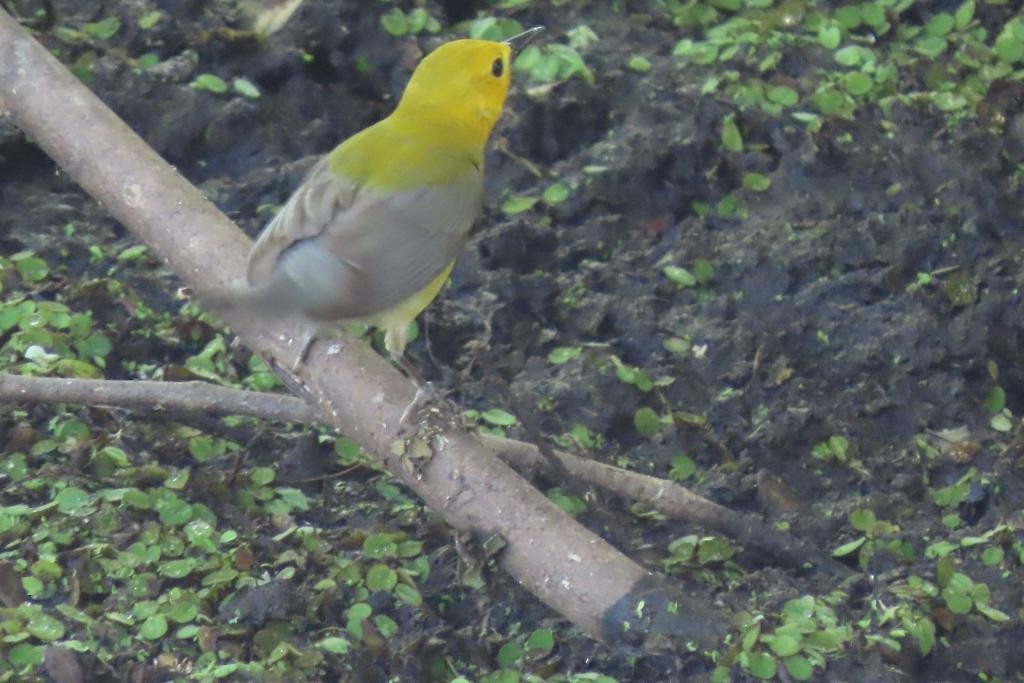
<box><xmin>207</xmin><ymin>28</ymin><xmax>542</xmax><ymax>385</ymax></box>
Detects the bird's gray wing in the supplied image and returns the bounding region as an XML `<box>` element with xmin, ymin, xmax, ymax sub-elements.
<box><xmin>263</xmin><ymin>163</ymin><xmax>483</xmax><ymax>320</ymax></box>
<box><xmin>246</xmin><ymin>155</ymin><xmax>360</xmax><ymax>286</ymax></box>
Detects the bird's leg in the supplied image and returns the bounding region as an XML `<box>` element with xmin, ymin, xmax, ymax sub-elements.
<box><xmin>384</xmin><ymin>325</ymin><xmax>447</xmax><ymax>427</ymax></box>
<box><xmin>395</xmin><ymin>352</ymin><xmax>442</xmax><ymax>427</ymax></box>
<box><xmin>291</xmin><ymin>325</ymin><xmax>319</xmax><ymax>371</ymax></box>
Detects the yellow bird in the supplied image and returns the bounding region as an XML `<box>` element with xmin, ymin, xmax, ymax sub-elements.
<box><xmin>214</xmin><ymin>28</ymin><xmax>542</xmax><ymax>378</ymax></box>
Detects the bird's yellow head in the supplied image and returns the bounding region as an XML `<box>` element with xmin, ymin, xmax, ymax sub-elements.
<box><xmin>396</xmin><ymin>39</ymin><xmax>514</xmax><ymax>140</ymax></box>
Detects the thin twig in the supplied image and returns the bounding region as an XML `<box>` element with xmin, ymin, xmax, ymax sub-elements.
<box><xmin>0</xmin><ymin>374</ymin><xmax>316</xmax><ymax>422</ymax></box>
<box><xmin>0</xmin><ymin>372</ymin><xmax>850</xmax><ymax>577</ymax></box>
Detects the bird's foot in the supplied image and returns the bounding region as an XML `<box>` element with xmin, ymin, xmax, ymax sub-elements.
<box><xmin>399</xmin><ymin>382</ymin><xmax>437</xmax><ymax>428</ymax></box>
<box><xmin>398</xmin><ymin>380</ymin><xmax>458</xmax><ymax>433</ymax></box>
<box><xmin>290</xmin><ymin>326</ymin><xmax>318</xmax><ymax>372</ymax></box>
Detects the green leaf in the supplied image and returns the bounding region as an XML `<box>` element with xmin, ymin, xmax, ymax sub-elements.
<box><xmin>861</xmin><ymin>5</ymin><xmax>887</xmax><ymax>28</ymax></box>
<box><xmin>55</xmin><ymin>487</ymin><xmax>92</xmax><ymax>515</ymax></box>
<box><xmin>159</xmin><ymin>558</ymin><xmax>197</xmax><ymax>578</ymax></box>
<box><xmin>991</xmin><ymin>413</ymin><xmax>1013</xmax><ymax>432</ymax></box>
<box><xmin>818</xmin><ymin>25</ymin><xmax>841</xmax><ymax>50</ymax></box>
<box><xmin>14</xmin><ymin>254</ymin><xmax>49</xmax><ymax>282</ymax></box>
<box><xmin>663</xmin><ymin>265</ymin><xmax>697</xmax><ymax>288</ymax></box>
<box><xmin>747</xmin><ymin>651</ymin><xmax>777</xmax><ymax>679</ymax></box>
<box><xmin>627</xmin><ymin>55</ymin><xmax>651</xmax><ymax>72</ymax></box>
<box><xmin>692</xmin><ymin>258</ymin><xmax>715</xmax><ymax>283</ymax></box>
<box><xmin>362</xmin><ymin>532</ymin><xmax>397</xmax><ymax>561</ymax></box>
<box><xmin>766</xmin><ymin>85</ymin><xmax>798</xmax><ymax>106</ymax></box>
<box><xmin>832</xmin><ymin>537</ymin><xmax>866</xmax><ymax>557</ymax></box>
<box><xmin>525</xmin><ymin>628</ymin><xmax>555</xmax><ymax>653</ymax></box>
<box><xmin>834</xmin><ymin>46</ymin><xmax>862</xmax><ymax>66</ymax></box>
<box><xmin>319</xmin><ymin>636</ymin><xmax>351</xmax><ymax>654</ymax></box>
<box><xmin>925</xmin><ymin>540</ymin><xmax>958</xmax><ymax>558</ymax></box>
<box><xmin>543</xmin><ymin>182</ymin><xmax>570</xmax><ymax>205</ymax></box>
<box><xmin>721</xmin><ymin>114</ymin><xmax>743</xmax><ymax>153</ymax></box>
<box><xmin>906</xmin><ymin>616</ymin><xmax>935</xmax><ymax>655</ymax></box>
<box><xmin>97</xmin><ymin>445</ymin><xmax>129</xmax><ymax>467</ymax></box>
<box><xmin>190</xmin><ymin>73</ymin><xmax>228</xmax><ymax>93</ymax></box>
<box><xmin>250</xmin><ymin>466</ymin><xmax>275</xmax><ymax>486</ymax></box>
<box><xmin>943</xmin><ymin>587</ymin><xmax>972</xmax><ymax>614</ymax></box>
<box><xmin>674</xmin><ymin>39</ymin><xmax>719</xmax><ymax>64</ymax></box>
<box><xmin>83</xmin><ymin>16</ymin><xmax>121</xmax><ymax>40</ymax></box>
<box><xmin>697</xmin><ymin>537</ymin><xmax>735</xmax><ymax>564</ymax></box>
<box><xmin>975</xmin><ymin>601</ymin><xmax>1011</xmax><ymax>622</ymax></box>
<box><xmin>9</xmin><ymin>643</ymin><xmax>44</xmax><ymax>667</ymax></box>
<box><xmin>850</xmin><ymin>508</ymin><xmax>876</xmax><ymax>533</ymax></box>
<box><xmin>984</xmin><ymin>386</ymin><xmax>1006</xmax><ymax>414</ymax></box>
<box><xmin>139</xmin><ymin>10</ymin><xmax>161</xmax><ymax>29</ymax></box>
<box><xmin>481</xmin><ymin>408</ymin><xmax>517</xmax><ymax>426</ymax></box>
<box><xmin>669</xmin><ymin>454</ymin><xmax>696</xmax><ymax>481</ymax></box>
<box><xmin>374</xmin><ymin>614</ymin><xmax>399</xmax><ymax>637</ymax></box>
<box><xmin>981</xmin><ymin>546</ymin><xmax>1004</xmax><ymax>566</ymax></box>
<box><xmin>396</xmin><ymin>540</ymin><xmax>423</xmax><ymax>558</ymax></box>
<box><xmin>497</xmin><ymin>642</ymin><xmax>524</xmax><ymax>668</ymax></box>
<box><xmin>634</xmin><ymin>407</ymin><xmax>661</xmax><ymax>437</ymax></box>
<box><xmin>366</xmin><ymin>564</ymin><xmax>398</xmax><ymax>592</ymax></box>
<box><xmin>548</xmin><ymin>346</ymin><xmax>582</xmax><ymax>364</ymax></box>
<box><xmin>742</xmin><ymin>173</ymin><xmax>771</xmax><ymax>192</ymax></box>
<box><xmin>933</xmin><ymin>92</ymin><xmax>967</xmax><ymax>112</ymax></box>
<box><xmin>233</xmin><ymin>77</ymin><xmax>261</xmax><ymax>98</ymax></box>
<box><xmin>926</xmin><ymin>13</ymin><xmax>955</xmax><ymax>37</ymax></box>
<box><xmin>768</xmin><ymin>633</ymin><xmax>801</xmax><ymax>657</ymax></box>
<box><xmin>915</xmin><ymin>35</ymin><xmax>948</xmax><ymax>58</ymax></box>
<box><xmin>27</xmin><ymin>612</ymin><xmax>65</xmax><ymax>640</ymax></box>
<box><xmin>955</xmin><ymin>1</ymin><xmax>975</xmax><ymax>30</ymax></box>
<box><xmin>394</xmin><ymin>582</ymin><xmax>422</xmax><ymax>607</ymax></box>
<box><xmin>380</xmin><ymin>8</ymin><xmax>409</xmax><ymax>36</ymax></box>
<box><xmin>783</xmin><ymin>654</ymin><xmax>814</xmax><ymax>681</ymax></box>
<box><xmin>502</xmin><ymin>195</ymin><xmax>538</xmax><ymax>214</ymax></box>
<box><xmin>548</xmin><ymin>488</ymin><xmax>586</xmax><ymax>516</ymax></box>
<box><xmin>139</xmin><ymin>614</ymin><xmax>169</xmax><ymax>640</ymax></box>
<box><xmin>834</xmin><ymin>6</ymin><xmax>862</xmax><ymax>29</ymax></box>
<box><xmin>844</xmin><ymin>71</ymin><xmax>873</xmax><ymax>96</ymax></box>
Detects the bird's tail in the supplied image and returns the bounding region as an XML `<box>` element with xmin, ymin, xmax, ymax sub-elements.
<box><xmin>196</xmin><ymin>277</ymin><xmax>298</xmax><ymax>318</ymax></box>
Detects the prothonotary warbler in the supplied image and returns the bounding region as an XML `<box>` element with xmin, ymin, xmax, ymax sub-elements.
<box><xmin>210</xmin><ymin>28</ymin><xmax>542</xmax><ymax>380</ymax></box>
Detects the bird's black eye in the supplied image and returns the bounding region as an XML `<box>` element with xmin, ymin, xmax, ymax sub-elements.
<box><xmin>491</xmin><ymin>57</ymin><xmax>504</xmax><ymax>78</ymax></box>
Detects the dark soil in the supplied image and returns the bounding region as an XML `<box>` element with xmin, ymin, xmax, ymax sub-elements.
<box><xmin>3</xmin><ymin>0</ymin><xmax>1024</xmax><ymax>681</ymax></box>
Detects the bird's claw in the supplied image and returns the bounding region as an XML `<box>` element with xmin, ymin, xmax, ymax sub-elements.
<box><xmin>399</xmin><ymin>382</ymin><xmax>440</xmax><ymax>429</ymax></box>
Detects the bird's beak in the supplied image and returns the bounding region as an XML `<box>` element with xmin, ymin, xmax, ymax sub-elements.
<box><xmin>504</xmin><ymin>26</ymin><xmax>544</xmax><ymax>56</ymax></box>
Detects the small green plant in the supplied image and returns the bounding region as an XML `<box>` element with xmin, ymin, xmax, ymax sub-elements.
<box><xmin>668</xmin><ymin>454</ymin><xmax>697</xmax><ymax>481</ymax></box>
<box><xmin>663</xmin><ymin>534</ymin><xmax>741</xmax><ymax>586</ymax></box>
<box><xmin>462</xmin><ymin>407</ymin><xmax>518</xmax><ymax>437</ymax></box>
<box><xmin>661</xmin><ymin>0</ymin><xmax>1019</xmax><ymax>133</ymax></box>
<box><xmin>936</xmin><ymin>565</ymin><xmax>1009</xmax><ymax>622</ymax></box>
<box><xmin>832</xmin><ymin>509</ymin><xmax>911</xmax><ymax>571</ymax></box>
<box><xmin>380</xmin><ymin>7</ymin><xmax>440</xmax><ymax>37</ymax></box>
<box><xmin>811</xmin><ymin>435</ymin><xmax>869</xmax><ymax>476</ymax></box>
<box><xmin>190</xmin><ymin>73</ymin><xmax>229</xmax><ymax>94</ymax></box>
<box><xmin>553</xmin><ymin>423</ymin><xmax>602</xmax><ymax>451</ymax></box>
<box><xmin>633</xmin><ymin>406</ymin><xmax>666</xmax><ymax>438</ymax></box>
<box><xmin>547</xmin><ymin>487</ymin><xmax>587</xmax><ymax>516</ymax></box>
<box><xmin>714</xmin><ymin>596</ymin><xmax>853</xmax><ymax>682</ymax></box>
<box><xmin>862</xmin><ymin>576</ymin><xmax>937</xmax><ymax>656</ymax></box>
<box><xmin>82</xmin><ymin>16</ymin><xmax>121</xmax><ymax>40</ymax></box>
<box><xmin>609</xmin><ymin>355</ymin><xmax>654</xmax><ymax>391</ymax></box>
<box><xmin>0</xmin><ymin>254</ymin><xmax>114</xmax><ymax>378</ymax></box>
<box><xmin>495</xmin><ymin>627</ymin><xmax>556</xmax><ymax>670</ymax></box>
<box><xmin>514</xmin><ymin>43</ymin><xmax>594</xmax><ymax>85</ymax></box>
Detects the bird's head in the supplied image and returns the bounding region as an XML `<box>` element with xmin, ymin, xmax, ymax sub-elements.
<box><xmin>396</xmin><ymin>29</ymin><xmax>542</xmax><ymax>141</ymax></box>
